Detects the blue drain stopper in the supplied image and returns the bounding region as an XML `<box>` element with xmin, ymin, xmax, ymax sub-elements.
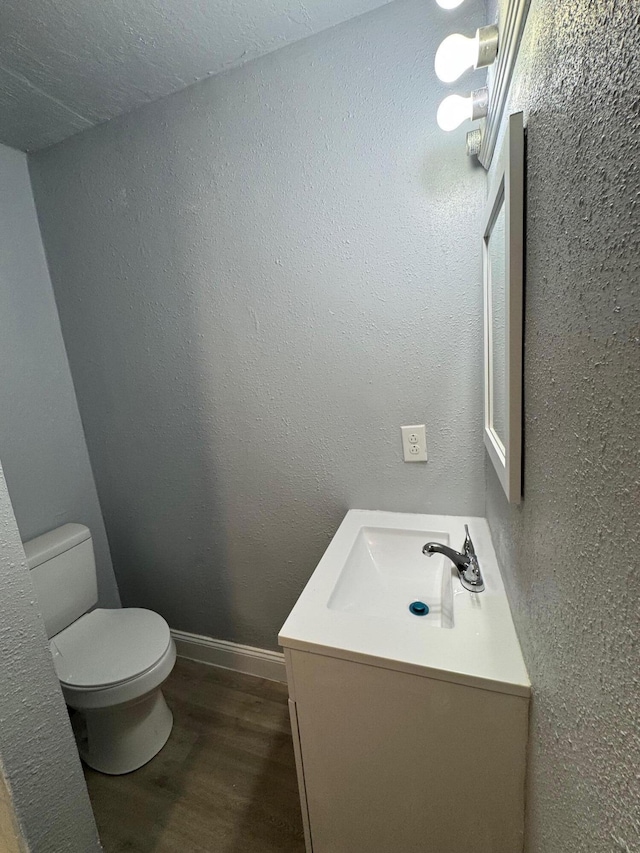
<box><xmin>409</xmin><ymin>601</ymin><xmax>429</xmax><ymax>616</ymax></box>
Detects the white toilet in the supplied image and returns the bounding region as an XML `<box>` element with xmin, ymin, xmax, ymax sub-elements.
<box><xmin>24</xmin><ymin>523</ymin><xmax>176</xmax><ymax>775</ymax></box>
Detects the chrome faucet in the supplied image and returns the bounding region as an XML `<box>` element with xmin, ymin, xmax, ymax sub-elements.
<box><xmin>422</xmin><ymin>524</ymin><xmax>485</xmax><ymax>592</ymax></box>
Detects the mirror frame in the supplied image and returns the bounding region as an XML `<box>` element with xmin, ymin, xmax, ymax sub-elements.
<box><xmin>482</xmin><ymin>111</ymin><xmax>524</xmax><ymax>504</ymax></box>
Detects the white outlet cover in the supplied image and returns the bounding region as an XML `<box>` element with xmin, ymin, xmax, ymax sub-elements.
<box><xmin>401</xmin><ymin>425</ymin><xmax>427</xmax><ymax>462</ymax></box>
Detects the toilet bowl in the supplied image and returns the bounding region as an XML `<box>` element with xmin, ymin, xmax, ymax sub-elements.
<box><xmin>52</xmin><ymin>608</ymin><xmax>176</xmax><ymax>774</ymax></box>
<box><xmin>24</xmin><ymin>524</ymin><xmax>176</xmax><ymax>775</ymax></box>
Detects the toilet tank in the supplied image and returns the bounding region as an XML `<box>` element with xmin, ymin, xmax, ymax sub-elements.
<box><xmin>23</xmin><ymin>523</ymin><xmax>98</xmax><ymax>639</ymax></box>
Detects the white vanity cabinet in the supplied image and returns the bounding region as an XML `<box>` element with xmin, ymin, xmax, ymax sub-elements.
<box><xmin>279</xmin><ymin>510</ymin><xmax>531</xmax><ymax>853</ymax></box>
<box><xmin>284</xmin><ymin>647</ymin><xmax>528</xmax><ymax>853</ymax></box>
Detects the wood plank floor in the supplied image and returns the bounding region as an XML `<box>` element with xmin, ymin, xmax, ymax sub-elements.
<box><xmin>84</xmin><ymin>658</ymin><xmax>306</xmax><ymax>853</ymax></box>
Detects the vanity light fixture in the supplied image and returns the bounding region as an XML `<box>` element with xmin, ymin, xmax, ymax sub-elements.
<box><xmin>435</xmin><ymin>0</ymin><xmax>465</xmax><ymax>8</ymax></box>
<box><xmin>435</xmin><ymin>26</ymin><xmax>499</xmax><ymax>83</ymax></box>
<box><xmin>437</xmin><ymin>87</ymin><xmax>489</xmax><ymax>132</ymax></box>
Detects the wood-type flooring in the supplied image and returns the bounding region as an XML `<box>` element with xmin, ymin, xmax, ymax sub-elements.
<box><xmin>84</xmin><ymin>658</ymin><xmax>305</xmax><ymax>853</ymax></box>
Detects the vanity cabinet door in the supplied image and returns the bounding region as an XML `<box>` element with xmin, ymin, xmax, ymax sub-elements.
<box><xmin>288</xmin><ymin>649</ymin><xmax>528</xmax><ymax>853</ymax></box>
<box><xmin>288</xmin><ymin>698</ymin><xmax>313</xmax><ymax>853</ymax></box>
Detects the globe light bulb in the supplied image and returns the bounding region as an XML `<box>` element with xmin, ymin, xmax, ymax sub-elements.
<box><xmin>436</xmin><ymin>94</ymin><xmax>473</xmax><ymax>131</ymax></box>
<box><xmin>435</xmin><ymin>33</ymin><xmax>479</xmax><ymax>83</ymax></box>
<box><xmin>435</xmin><ymin>26</ymin><xmax>499</xmax><ymax>83</ymax></box>
<box><xmin>436</xmin><ymin>88</ymin><xmax>489</xmax><ymax>132</ymax></box>
<box><xmin>435</xmin><ymin>0</ymin><xmax>465</xmax><ymax>8</ymax></box>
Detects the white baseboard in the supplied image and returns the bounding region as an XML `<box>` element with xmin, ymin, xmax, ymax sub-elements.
<box><xmin>170</xmin><ymin>630</ymin><xmax>287</xmax><ymax>684</ymax></box>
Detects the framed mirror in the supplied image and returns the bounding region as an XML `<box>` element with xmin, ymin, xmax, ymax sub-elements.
<box><xmin>483</xmin><ymin>111</ymin><xmax>524</xmax><ymax>503</ymax></box>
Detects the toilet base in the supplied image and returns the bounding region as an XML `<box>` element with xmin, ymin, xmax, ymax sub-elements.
<box><xmin>75</xmin><ymin>688</ymin><xmax>173</xmax><ymax>775</ymax></box>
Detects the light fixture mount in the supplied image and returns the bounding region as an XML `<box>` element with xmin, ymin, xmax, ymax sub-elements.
<box><xmin>471</xmin><ymin>87</ymin><xmax>489</xmax><ymax>121</ymax></box>
<box><xmin>466</xmin><ymin>129</ymin><xmax>482</xmax><ymax>156</ymax></box>
<box><xmin>476</xmin><ymin>25</ymin><xmax>499</xmax><ymax>69</ymax></box>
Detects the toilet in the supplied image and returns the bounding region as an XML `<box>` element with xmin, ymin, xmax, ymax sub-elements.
<box><xmin>24</xmin><ymin>523</ymin><xmax>176</xmax><ymax>775</ymax></box>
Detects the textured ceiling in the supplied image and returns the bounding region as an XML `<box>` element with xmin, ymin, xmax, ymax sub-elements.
<box><xmin>0</xmin><ymin>0</ymin><xmax>394</xmax><ymax>152</ymax></box>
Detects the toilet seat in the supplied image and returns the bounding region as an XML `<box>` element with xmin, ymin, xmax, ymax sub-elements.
<box><xmin>50</xmin><ymin>608</ymin><xmax>171</xmax><ymax>689</ymax></box>
<box><xmin>60</xmin><ymin>638</ymin><xmax>176</xmax><ymax>711</ymax></box>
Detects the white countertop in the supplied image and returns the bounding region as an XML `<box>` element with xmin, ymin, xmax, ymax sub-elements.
<box><xmin>279</xmin><ymin>510</ymin><xmax>531</xmax><ymax>697</ymax></box>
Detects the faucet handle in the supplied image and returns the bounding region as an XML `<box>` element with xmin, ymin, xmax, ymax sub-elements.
<box><xmin>463</xmin><ymin>524</ymin><xmax>476</xmax><ymax>558</ymax></box>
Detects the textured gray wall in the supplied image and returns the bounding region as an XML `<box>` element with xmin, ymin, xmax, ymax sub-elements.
<box><xmin>485</xmin><ymin>1</ymin><xmax>640</xmax><ymax>851</ymax></box>
<box><xmin>0</xmin><ymin>143</ymin><xmax>119</xmax><ymax>608</ymax></box>
<box><xmin>0</xmin><ymin>460</ymin><xmax>101</xmax><ymax>852</ymax></box>
<box><xmin>30</xmin><ymin>0</ymin><xmax>487</xmax><ymax>650</ymax></box>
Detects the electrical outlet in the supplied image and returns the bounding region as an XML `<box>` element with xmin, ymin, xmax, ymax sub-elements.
<box><xmin>401</xmin><ymin>424</ymin><xmax>427</xmax><ymax>462</ymax></box>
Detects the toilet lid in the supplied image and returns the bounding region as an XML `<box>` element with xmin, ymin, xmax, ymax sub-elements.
<box><xmin>50</xmin><ymin>608</ymin><xmax>172</xmax><ymax>688</ymax></box>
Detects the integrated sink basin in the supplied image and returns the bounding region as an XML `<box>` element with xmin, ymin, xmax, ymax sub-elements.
<box><xmin>327</xmin><ymin>526</ymin><xmax>454</xmax><ymax>627</ymax></box>
<box><xmin>280</xmin><ymin>509</ymin><xmax>530</xmax><ymax>695</ymax></box>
